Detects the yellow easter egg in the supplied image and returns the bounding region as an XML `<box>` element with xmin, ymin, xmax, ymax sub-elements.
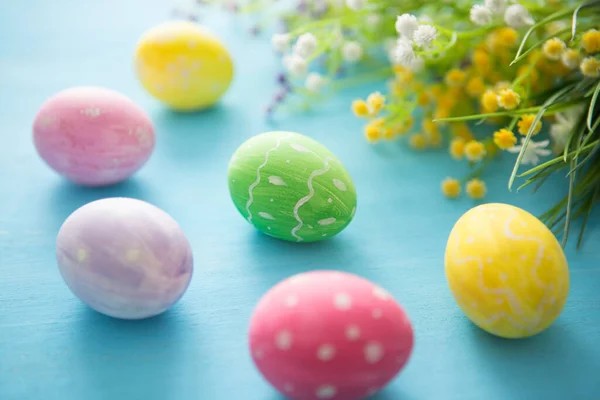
<box><xmin>134</xmin><ymin>20</ymin><xmax>234</xmax><ymax>111</ymax></box>
<box><xmin>444</xmin><ymin>203</ymin><xmax>569</xmax><ymax>339</ymax></box>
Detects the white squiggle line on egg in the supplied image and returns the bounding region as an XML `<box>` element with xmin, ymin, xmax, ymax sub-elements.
<box><xmin>452</xmin><ymin>234</ymin><xmax>530</xmax><ymax>331</ymax></box>
<box><xmin>291</xmin><ymin>157</ymin><xmax>332</xmax><ymax>242</ymax></box>
<box><xmin>245</xmin><ymin>135</ymin><xmax>289</xmax><ymax>222</ymax></box>
<box><xmin>503</xmin><ymin>211</ymin><xmax>546</xmax><ymax>290</ymax></box>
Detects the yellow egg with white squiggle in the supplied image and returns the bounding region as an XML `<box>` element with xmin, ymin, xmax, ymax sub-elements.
<box><xmin>444</xmin><ymin>203</ymin><xmax>569</xmax><ymax>339</ymax></box>
<box><xmin>134</xmin><ymin>20</ymin><xmax>234</xmax><ymax>111</ymax></box>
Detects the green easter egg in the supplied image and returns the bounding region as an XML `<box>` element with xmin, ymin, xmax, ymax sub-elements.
<box><xmin>228</xmin><ymin>131</ymin><xmax>357</xmax><ymax>242</ymax></box>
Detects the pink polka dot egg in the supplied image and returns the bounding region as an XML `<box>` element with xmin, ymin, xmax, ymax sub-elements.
<box><xmin>249</xmin><ymin>270</ymin><xmax>414</xmax><ymax>400</ymax></box>
<box><xmin>33</xmin><ymin>86</ymin><xmax>155</xmax><ymax>186</ymax></box>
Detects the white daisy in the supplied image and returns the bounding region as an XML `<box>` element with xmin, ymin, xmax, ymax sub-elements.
<box><xmin>507</xmin><ymin>138</ymin><xmax>552</xmax><ymax>166</ymax></box>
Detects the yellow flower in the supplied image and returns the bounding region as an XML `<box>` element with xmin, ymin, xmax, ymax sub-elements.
<box><xmin>445</xmin><ymin>69</ymin><xmax>467</xmax><ymax>87</ymax></box>
<box><xmin>409</xmin><ymin>133</ymin><xmax>428</xmax><ymax>150</ymax></box>
<box><xmin>561</xmin><ymin>48</ymin><xmax>581</xmax><ymax>69</ymax></box>
<box><xmin>382</xmin><ymin>127</ymin><xmax>396</xmax><ymax>141</ymax></box>
<box><xmin>449</xmin><ymin>137</ymin><xmax>466</xmax><ymax>160</ymax></box>
<box><xmin>466</xmin><ymin>76</ymin><xmax>485</xmax><ymax>97</ymax></box>
<box><xmin>582</xmin><ymin>29</ymin><xmax>600</xmax><ymax>54</ymax></box>
<box><xmin>485</xmin><ymin>140</ymin><xmax>499</xmax><ymax>157</ymax></box>
<box><xmin>473</xmin><ymin>50</ymin><xmax>491</xmax><ymax>75</ymax></box>
<box><xmin>481</xmin><ymin>90</ymin><xmax>499</xmax><ymax>113</ymax></box>
<box><xmin>367</xmin><ymin>92</ymin><xmax>385</xmax><ymax>115</ymax></box>
<box><xmin>542</xmin><ymin>38</ymin><xmax>566</xmax><ymax>60</ymax></box>
<box><xmin>496</xmin><ymin>28</ymin><xmax>519</xmax><ymax>48</ymax></box>
<box><xmin>466</xmin><ymin>179</ymin><xmax>487</xmax><ymax>199</ymax></box>
<box><xmin>434</xmin><ymin>107</ymin><xmax>450</xmax><ymax>121</ymax></box>
<box><xmin>518</xmin><ymin>114</ymin><xmax>542</xmax><ymax>136</ymax></box>
<box><xmin>441</xmin><ymin>178</ymin><xmax>461</xmax><ymax>198</ymax></box>
<box><xmin>422</xmin><ymin>119</ymin><xmax>438</xmax><ymax>135</ymax></box>
<box><xmin>417</xmin><ymin>91</ymin><xmax>431</xmax><ymax>106</ymax></box>
<box><xmin>464</xmin><ymin>140</ymin><xmax>486</xmax><ymax>162</ymax></box>
<box><xmin>581</xmin><ymin>57</ymin><xmax>600</xmax><ymax>77</ymax></box>
<box><xmin>352</xmin><ymin>99</ymin><xmax>369</xmax><ymax>117</ymax></box>
<box><xmin>429</xmin><ymin>84</ymin><xmax>444</xmax><ymax>98</ymax></box>
<box><xmin>394</xmin><ymin>115</ymin><xmax>414</xmax><ymax>135</ymax></box>
<box><xmin>438</xmin><ymin>93</ymin><xmax>456</xmax><ymax>110</ymax></box>
<box><xmin>426</xmin><ymin>129</ymin><xmax>443</xmax><ymax>147</ymax></box>
<box><xmin>497</xmin><ymin>89</ymin><xmax>521</xmax><ymax>110</ymax></box>
<box><xmin>517</xmin><ymin>66</ymin><xmax>539</xmax><ymax>87</ymax></box>
<box><xmin>493</xmin><ymin>128</ymin><xmax>517</xmax><ymax>150</ymax></box>
<box><xmin>451</xmin><ymin>123</ymin><xmax>473</xmax><ymax>141</ymax></box>
<box><xmin>364</xmin><ymin>124</ymin><xmax>382</xmax><ymax>142</ymax></box>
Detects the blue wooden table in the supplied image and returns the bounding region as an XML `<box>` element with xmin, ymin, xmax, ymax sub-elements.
<box><xmin>1</xmin><ymin>1</ymin><xmax>599</xmax><ymax>399</ymax></box>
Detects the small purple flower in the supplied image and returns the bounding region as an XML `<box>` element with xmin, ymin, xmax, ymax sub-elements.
<box><xmin>277</xmin><ymin>73</ymin><xmax>288</xmax><ymax>85</ymax></box>
<box><xmin>249</xmin><ymin>25</ymin><xmax>261</xmax><ymax>36</ymax></box>
<box><xmin>274</xmin><ymin>91</ymin><xmax>286</xmax><ymax>103</ymax></box>
<box><xmin>296</xmin><ymin>0</ymin><xmax>307</xmax><ymax>12</ymax></box>
<box><xmin>265</xmin><ymin>105</ymin><xmax>273</xmax><ymax>114</ymax></box>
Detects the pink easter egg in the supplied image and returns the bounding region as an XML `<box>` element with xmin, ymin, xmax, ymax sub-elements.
<box><xmin>249</xmin><ymin>270</ymin><xmax>414</xmax><ymax>400</ymax></box>
<box><xmin>33</xmin><ymin>86</ymin><xmax>155</xmax><ymax>186</ymax></box>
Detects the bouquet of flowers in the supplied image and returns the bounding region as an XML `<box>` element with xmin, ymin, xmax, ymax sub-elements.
<box><xmin>180</xmin><ymin>0</ymin><xmax>600</xmax><ymax>247</ymax></box>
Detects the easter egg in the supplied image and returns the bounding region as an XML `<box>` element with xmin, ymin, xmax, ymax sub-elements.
<box><xmin>33</xmin><ymin>86</ymin><xmax>155</xmax><ymax>186</ymax></box>
<box><xmin>134</xmin><ymin>20</ymin><xmax>234</xmax><ymax>111</ymax></box>
<box><xmin>444</xmin><ymin>203</ymin><xmax>569</xmax><ymax>339</ymax></box>
<box><xmin>56</xmin><ymin>198</ymin><xmax>193</xmax><ymax>319</ymax></box>
<box><xmin>249</xmin><ymin>270</ymin><xmax>414</xmax><ymax>400</ymax></box>
<box><xmin>228</xmin><ymin>131</ymin><xmax>357</xmax><ymax>242</ymax></box>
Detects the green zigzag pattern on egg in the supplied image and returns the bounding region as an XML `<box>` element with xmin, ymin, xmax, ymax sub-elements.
<box><xmin>228</xmin><ymin>131</ymin><xmax>357</xmax><ymax>242</ymax></box>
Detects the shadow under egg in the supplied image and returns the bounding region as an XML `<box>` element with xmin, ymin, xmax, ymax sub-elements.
<box><xmin>466</xmin><ymin>320</ymin><xmax>599</xmax><ymax>399</ymax></box>
<box><xmin>66</xmin><ymin>305</ymin><xmax>194</xmax><ymax>400</ymax></box>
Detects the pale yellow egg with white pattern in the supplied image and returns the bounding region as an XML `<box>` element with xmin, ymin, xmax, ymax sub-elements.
<box><xmin>134</xmin><ymin>20</ymin><xmax>234</xmax><ymax>111</ymax></box>
<box><xmin>444</xmin><ymin>203</ymin><xmax>569</xmax><ymax>339</ymax></box>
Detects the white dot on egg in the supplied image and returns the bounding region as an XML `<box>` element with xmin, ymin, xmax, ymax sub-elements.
<box><xmin>267</xmin><ymin>227</ymin><xmax>271</xmax><ymax>230</ymax></box>
<box><xmin>318</xmin><ymin>217</ymin><xmax>336</xmax><ymax>226</ymax></box>
<box><xmin>520</xmin><ymin>255</ymin><xmax>527</xmax><ymax>261</ymax></box>
<box><xmin>495</xmin><ymin>298</ymin><xmax>503</xmax><ymax>304</ymax></box>
<box><xmin>275</xmin><ymin>330</ymin><xmax>293</xmax><ymax>350</ymax></box>
<box><xmin>254</xmin><ymin>349</ymin><xmax>264</xmax><ymax>359</ymax></box>
<box><xmin>327</xmin><ymin>198</ymin><xmax>333</xmax><ymax>203</ymax></box>
<box><xmin>308</xmin><ymin>225</ymin><xmax>313</xmax><ymax>229</ymax></box>
<box><xmin>166</xmin><ymin>63</ymin><xmax>177</xmax><ymax>72</ymax></box>
<box><xmin>270</xmin><ymin>198</ymin><xmax>274</xmax><ymax>202</ymax></box>
<box><xmin>316</xmin><ymin>385</ymin><xmax>337</xmax><ymax>399</ymax></box>
<box><xmin>499</xmin><ymin>273</ymin><xmax>508</xmax><ymax>281</ymax></box>
<box><xmin>286</xmin><ymin>160</ymin><xmax>290</xmax><ymax>163</ymax></box>
<box><xmin>284</xmin><ymin>383</ymin><xmax>294</xmax><ymax>393</ymax></box>
<box><xmin>187</xmin><ymin>40</ymin><xmax>197</xmax><ymax>49</ymax></box>
<box><xmin>373</xmin><ymin>287</ymin><xmax>390</xmax><ymax>300</ymax></box>
<box><xmin>284</xmin><ymin>295</ymin><xmax>298</xmax><ymax>307</ymax></box>
<box><xmin>191</xmin><ymin>60</ymin><xmax>202</xmax><ymax>70</ymax></box>
<box><xmin>334</xmin><ymin>293</ymin><xmax>352</xmax><ymax>310</ymax></box>
<box><xmin>345</xmin><ymin>325</ymin><xmax>360</xmax><ymax>341</ymax></box>
<box><xmin>322</xmin><ymin>233</ymin><xmax>327</xmax><ymax>237</ymax></box>
<box><xmin>364</xmin><ymin>342</ymin><xmax>384</xmax><ymax>364</ymax></box>
<box><xmin>372</xmin><ymin>309</ymin><xmax>383</xmax><ymax>319</ymax></box>
<box><xmin>258</xmin><ymin>212</ymin><xmax>275</xmax><ymax>220</ymax></box>
<box><xmin>333</xmin><ymin>178</ymin><xmax>347</xmax><ymax>191</ymax></box>
<box><xmin>471</xmin><ymin>302</ymin><xmax>478</xmax><ymax>308</ymax></box>
<box><xmin>467</xmin><ymin>237</ymin><xmax>474</xmax><ymax>243</ymax></box>
<box><xmin>317</xmin><ymin>344</ymin><xmax>336</xmax><ymax>361</ymax></box>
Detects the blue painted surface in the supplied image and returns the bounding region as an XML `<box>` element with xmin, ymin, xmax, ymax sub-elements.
<box><xmin>1</xmin><ymin>1</ymin><xmax>599</xmax><ymax>399</ymax></box>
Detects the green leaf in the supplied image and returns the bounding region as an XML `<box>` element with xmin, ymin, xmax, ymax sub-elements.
<box><xmin>577</xmin><ymin>185</ymin><xmax>600</xmax><ymax>248</ymax></box>
<box><xmin>587</xmin><ymin>81</ymin><xmax>600</xmax><ymax>131</ymax></box>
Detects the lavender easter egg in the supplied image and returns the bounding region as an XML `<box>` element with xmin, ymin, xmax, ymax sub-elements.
<box><xmin>228</xmin><ymin>131</ymin><xmax>357</xmax><ymax>242</ymax></box>
<box><xmin>249</xmin><ymin>271</ymin><xmax>414</xmax><ymax>400</ymax></box>
<box><xmin>33</xmin><ymin>86</ymin><xmax>155</xmax><ymax>186</ymax></box>
<box><xmin>56</xmin><ymin>198</ymin><xmax>193</xmax><ymax>319</ymax></box>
